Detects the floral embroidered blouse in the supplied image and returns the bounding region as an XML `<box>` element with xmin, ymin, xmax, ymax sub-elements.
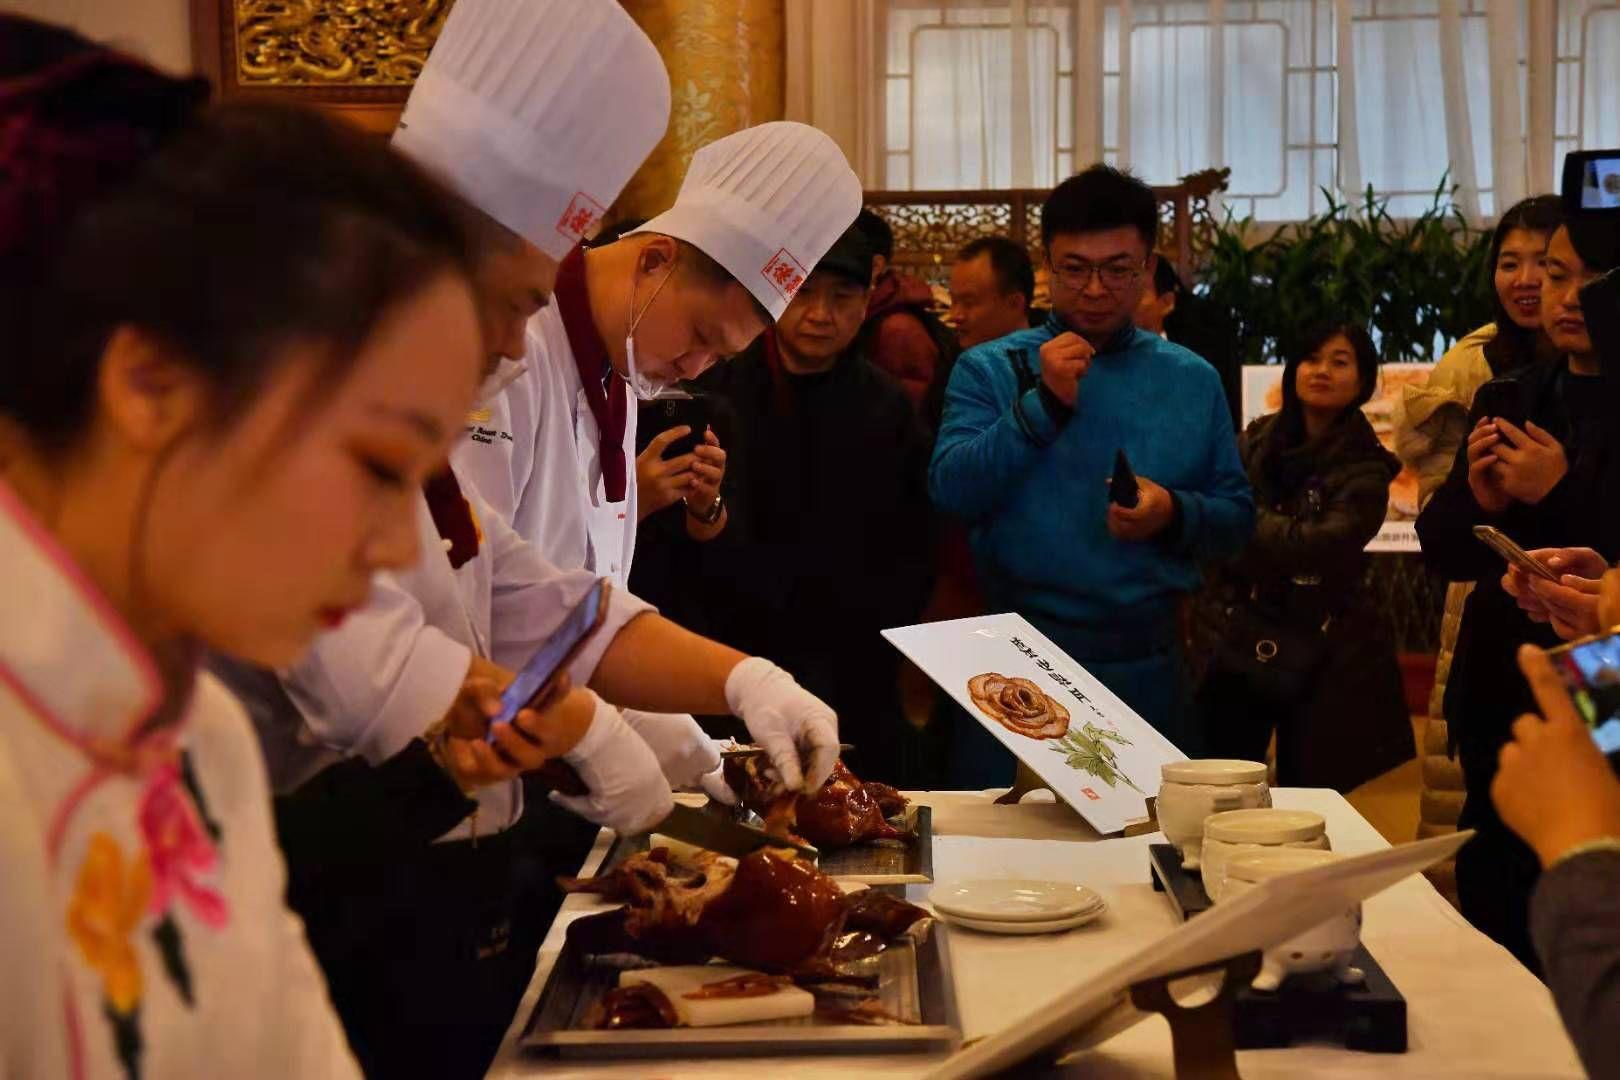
<box><xmin>0</xmin><ymin>484</ymin><xmax>359</xmax><ymax>1080</ymax></box>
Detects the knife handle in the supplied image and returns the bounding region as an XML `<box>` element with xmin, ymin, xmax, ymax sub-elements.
<box><xmin>529</xmin><ymin>759</ymin><xmax>590</xmax><ymax>797</ymax></box>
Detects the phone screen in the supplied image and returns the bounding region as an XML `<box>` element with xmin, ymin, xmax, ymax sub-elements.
<box><xmin>1582</xmin><ymin>156</ymin><xmax>1620</xmax><ymax>211</ymax></box>
<box><xmin>1550</xmin><ymin>632</ymin><xmax>1620</xmax><ymax>754</ymax></box>
<box><xmin>489</xmin><ymin>580</ymin><xmax>606</xmax><ymax>733</ymax></box>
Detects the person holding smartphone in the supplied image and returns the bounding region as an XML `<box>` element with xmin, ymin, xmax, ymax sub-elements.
<box><xmin>1492</xmin><ymin>637</ymin><xmax>1620</xmax><ymax>1080</ymax></box>
<box><xmin>1394</xmin><ymin>197</ymin><xmax>1564</xmax><ymax>744</ymax></box>
<box><xmin>1416</xmin><ymin>218</ymin><xmax>1620</xmax><ymax>971</ymax></box>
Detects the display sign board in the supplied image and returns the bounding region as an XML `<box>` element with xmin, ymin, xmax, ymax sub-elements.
<box><xmin>1240</xmin><ymin>363</ymin><xmax>1435</xmax><ymax>552</ymax></box>
<box><xmin>883</xmin><ymin>613</ymin><xmax>1186</xmax><ymax>835</ymax></box>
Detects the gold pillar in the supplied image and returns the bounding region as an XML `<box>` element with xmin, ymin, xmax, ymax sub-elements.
<box><xmin>614</xmin><ymin>0</ymin><xmax>785</xmax><ymax>222</ymax></box>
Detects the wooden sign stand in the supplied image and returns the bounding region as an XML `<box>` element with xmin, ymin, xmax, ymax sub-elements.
<box><xmin>995</xmin><ymin>762</ymin><xmax>1160</xmax><ymax>836</ymax></box>
<box><xmin>1128</xmin><ymin>951</ymin><xmax>1262</xmax><ymax>1080</ymax></box>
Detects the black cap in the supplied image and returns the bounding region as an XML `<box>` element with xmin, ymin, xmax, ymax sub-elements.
<box><xmin>813</xmin><ymin>223</ymin><xmax>875</xmax><ymax>286</ymax></box>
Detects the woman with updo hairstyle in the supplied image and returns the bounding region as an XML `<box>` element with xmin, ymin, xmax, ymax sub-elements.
<box><xmin>0</xmin><ymin>17</ymin><xmax>487</xmax><ymax>1077</ymax></box>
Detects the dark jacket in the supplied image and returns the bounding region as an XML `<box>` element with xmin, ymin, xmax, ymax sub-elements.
<box><xmin>1203</xmin><ymin>410</ymin><xmax>1411</xmax><ymax>792</ymax></box>
<box><xmin>1416</xmin><ymin>358</ymin><xmax>1615</xmax><ymax>970</ymax></box>
<box><xmin>1418</xmin><ymin>361</ymin><xmax>1614</xmax><ymax>800</ymax></box>
<box><xmin>861</xmin><ymin>270</ymin><xmax>944</xmax><ymax>412</ymax></box>
<box><xmin>682</xmin><ymin>330</ymin><xmax>936</xmax><ymax>780</ymax></box>
<box><xmin>1532</xmin><ymin>849</ymin><xmax>1620</xmax><ymax>1080</ymax></box>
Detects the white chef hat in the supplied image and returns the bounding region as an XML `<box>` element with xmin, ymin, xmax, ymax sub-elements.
<box><xmin>392</xmin><ymin>0</ymin><xmax>670</xmax><ymax>259</ymax></box>
<box><xmin>631</xmin><ymin>122</ymin><xmax>863</xmax><ymax>320</ymax></box>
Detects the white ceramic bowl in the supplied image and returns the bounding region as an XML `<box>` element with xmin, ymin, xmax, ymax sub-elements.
<box><xmin>1155</xmin><ymin>759</ymin><xmax>1271</xmax><ymax>870</ymax></box>
<box><xmin>1199</xmin><ymin>808</ymin><xmax>1329</xmax><ymax>901</ymax></box>
<box><xmin>1219</xmin><ymin>848</ymin><xmax>1363</xmax><ymax>991</ymax></box>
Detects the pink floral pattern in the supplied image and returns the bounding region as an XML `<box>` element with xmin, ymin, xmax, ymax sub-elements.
<box><xmin>138</xmin><ymin>763</ymin><xmax>228</xmax><ymax>928</ymax></box>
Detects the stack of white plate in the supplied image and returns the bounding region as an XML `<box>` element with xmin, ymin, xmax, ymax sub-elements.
<box><xmin>928</xmin><ymin>879</ymin><xmax>1107</xmax><ymax>935</ymax></box>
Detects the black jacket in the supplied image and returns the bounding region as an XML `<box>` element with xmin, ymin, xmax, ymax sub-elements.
<box><xmin>637</xmin><ymin>334</ymin><xmax>935</xmax><ymax>776</ymax></box>
<box><xmin>1229</xmin><ymin>409</ymin><xmax>1399</xmax><ymax>617</ymax></box>
<box><xmin>1204</xmin><ymin>410</ymin><xmax>1410</xmax><ymax>792</ymax></box>
<box><xmin>1417</xmin><ymin>360</ymin><xmax>1615</xmax><ymax>801</ymax></box>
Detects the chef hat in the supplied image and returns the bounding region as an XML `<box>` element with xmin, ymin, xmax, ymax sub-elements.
<box><xmin>631</xmin><ymin>122</ymin><xmax>863</xmax><ymax>320</ymax></box>
<box><xmin>392</xmin><ymin>0</ymin><xmax>670</xmax><ymax>259</ymax></box>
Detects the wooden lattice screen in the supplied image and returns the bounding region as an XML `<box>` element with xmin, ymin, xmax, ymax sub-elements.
<box><xmin>862</xmin><ymin>168</ymin><xmax>1231</xmax><ymax>290</ymax></box>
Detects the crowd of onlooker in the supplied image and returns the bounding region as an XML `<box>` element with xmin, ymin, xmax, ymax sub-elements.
<box><xmin>8</xmin><ymin>6</ymin><xmax>1620</xmax><ymax>1076</ymax></box>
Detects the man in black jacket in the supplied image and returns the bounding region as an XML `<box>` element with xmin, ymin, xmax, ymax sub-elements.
<box><xmin>673</xmin><ymin>224</ymin><xmax>936</xmax><ymax>784</ymax></box>
<box><xmin>1417</xmin><ymin>221</ymin><xmax>1618</xmax><ymax>971</ymax></box>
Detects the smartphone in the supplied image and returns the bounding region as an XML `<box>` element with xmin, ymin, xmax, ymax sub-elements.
<box><xmin>1473</xmin><ymin>525</ymin><xmax>1559</xmax><ymax>583</ymax></box>
<box><xmin>1563</xmin><ymin>149</ymin><xmax>1620</xmax><ymax>214</ymax></box>
<box><xmin>1471</xmin><ymin>377</ymin><xmax>1527</xmax><ymax>431</ymax></box>
<box><xmin>488</xmin><ymin>578</ymin><xmax>611</xmax><ymax>738</ymax></box>
<box><xmin>1109</xmin><ymin>449</ymin><xmax>1140</xmax><ymax>509</ymax></box>
<box><xmin>1547</xmin><ymin>630</ymin><xmax>1620</xmax><ymax>754</ymax></box>
<box><xmin>658</xmin><ymin>393</ymin><xmax>711</xmax><ymax>460</ymax></box>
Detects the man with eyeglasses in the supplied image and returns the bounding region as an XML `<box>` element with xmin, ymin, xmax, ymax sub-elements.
<box><xmin>930</xmin><ymin>164</ymin><xmax>1253</xmax><ymax>774</ymax></box>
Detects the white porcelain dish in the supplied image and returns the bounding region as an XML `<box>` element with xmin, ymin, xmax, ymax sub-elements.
<box><xmin>934</xmin><ymin>905</ymin><xmax>1107</xmax><ymax>935</ymax></box>
<box><xmin>929</xmin><ymin>879</ymin><xmax>1104</xmax><ymax>923</ymax></box>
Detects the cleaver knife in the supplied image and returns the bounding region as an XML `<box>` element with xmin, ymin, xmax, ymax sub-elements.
<box><xmin>531</xmin><ymin>761</ymin><xmax>818</xmax><ymax>860</ymax></box>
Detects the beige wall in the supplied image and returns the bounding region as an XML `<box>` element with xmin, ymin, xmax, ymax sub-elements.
<box><xmin>7</xmin><ymin>0</ymin><xmax>193</xmax><ymax>74</ymax></box>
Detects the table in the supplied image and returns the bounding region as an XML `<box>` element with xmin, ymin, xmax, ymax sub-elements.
<box><xmin>488</xmin><ymin>789</ymin><xmax>1582</xmax><ymax>1079</ymax></box>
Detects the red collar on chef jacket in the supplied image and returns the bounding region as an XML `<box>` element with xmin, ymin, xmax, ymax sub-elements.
<box><xmin>554</xmin><ymin>244</ymin><xmax>628</xmax><ymax>502</ymax></box>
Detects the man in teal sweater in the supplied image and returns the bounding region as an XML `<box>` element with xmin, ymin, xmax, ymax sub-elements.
<box><xmin>930</xmin><ymin>165</ymin><xmax>1253</xmax><ymax>770</ymax></box>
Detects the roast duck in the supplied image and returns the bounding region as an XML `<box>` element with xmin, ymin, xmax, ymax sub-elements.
<box><xmin>723</xmin><ymin>756</ymin><xmax>912</xmax><ymax>850</ymax></box>
<box><xmin>561</xmin><ymin>846</ymin><xmax>930</xmax><ymax>1029</ymax></box>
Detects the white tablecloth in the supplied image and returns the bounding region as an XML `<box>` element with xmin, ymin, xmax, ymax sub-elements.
<box><xmin>488</xmin><ymin>789</ymin><xmax>1582</xmax><ymax>1079</ymax></box>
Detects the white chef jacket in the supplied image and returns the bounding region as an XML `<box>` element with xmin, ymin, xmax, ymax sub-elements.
<box><xmin>270</xmin><ymin>481</ymin><xmax>652</xmax><ymax>842</ymax></box>
<box><xmin>0</xmin><ymin>485</ymin><xmax>359</xmax><ymax>1079</ymax></box>
<box><xmin>452</xmin><ymin>305</ymin><xmax>640</xmax><ymax>588</ymax></box>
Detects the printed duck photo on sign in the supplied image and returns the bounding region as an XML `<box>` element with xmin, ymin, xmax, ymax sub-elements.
<box><xmin>886</xmin><ymin>613</ymin><xmax>1184</xmax><ymax>834</ymax></box>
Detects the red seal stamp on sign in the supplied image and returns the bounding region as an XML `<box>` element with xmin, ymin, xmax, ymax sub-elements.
<box><xmin>1081</xmin><ymin>787</ymin><xmax>1101</xmax><ymax>802</ymax></box>
<box><xmin>762</xmin><ymin>248</ymin><xmax>808</xmax><ymax>302</ymax></box>
<box><xmin>556</xmin><ymin>192</ymin><xmax>606</xmax><ymax>243</ymax></box>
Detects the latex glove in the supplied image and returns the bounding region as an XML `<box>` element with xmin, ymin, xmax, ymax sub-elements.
<box><xmin>724</xmin><ymin>657</ymin><xmax>839</xmax><ymax>793</ymax></box>
<box><xmin>622</xmin><ymin>710</ymin><xmax>736</xmax><ymax>805</ymax></box>
<box><xmin>551</xmin><ymin>695</ymin><xmax>674</xmax><ymax>834</ymax></box>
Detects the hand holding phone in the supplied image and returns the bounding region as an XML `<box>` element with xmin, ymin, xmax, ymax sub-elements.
<box><xmin>1474</xmin><ymin>525</ymin><xmax>1559</xmax><ymax>582</ymax></box>
<box><xmin>1491</xmin><ymin>644</ymin><xmax>1620</xmax><ymax>868</ymax></box>
<box><xmin>1108</xmin><ymin>449</ymin><xmax>1140</xmax><ymax>509</ymax></box>
<box><xmin>489</xmin><ymin>579</ymin><xmax>611</xmax><ymax>739</ymax></box>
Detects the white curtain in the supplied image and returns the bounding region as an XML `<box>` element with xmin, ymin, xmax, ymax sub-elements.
<box><xmin>784</xmin><ymin>0</ymin><xmax>884</xmax><ymax>187</ymax></box>
<box><xmin>859</xmin><ymin>0</ymin><xmax>1615</xmax><ymax>222</ymax></box>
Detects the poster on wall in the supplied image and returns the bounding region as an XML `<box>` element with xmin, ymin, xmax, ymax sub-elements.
<box><xmin>1240</xmin><ymin>363</ymin><xmax>1434</xmax><ymax>553</ymax></box>
<box><xmin>883</xmin><ymin>614</ymin><xmax>1186</xmax><ymax>835</ymax></box>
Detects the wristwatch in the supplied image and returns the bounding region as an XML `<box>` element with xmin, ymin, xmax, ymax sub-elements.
<box><xmin>685</xmin><ymin>493</ymin><xmax>725</xmax><ymax>526</ymax></box>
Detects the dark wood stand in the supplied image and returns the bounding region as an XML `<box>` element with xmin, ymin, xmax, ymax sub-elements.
<box><xmin>1128</xmin><ymin>952</ymin><xmax>1263</xmax><ymax>1080</ymax></box>
<box><xmin>1150</xmin><ymin>842</ymin><xmax>1215</xmax><ymax>919</ymax></box>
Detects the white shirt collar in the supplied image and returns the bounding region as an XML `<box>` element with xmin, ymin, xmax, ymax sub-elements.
<box><xmin>0</xmin><ymin>481</ymin><xmax>166</xmax><ymax>760</ymax></box>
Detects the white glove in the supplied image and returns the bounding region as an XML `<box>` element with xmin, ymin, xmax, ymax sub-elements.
<box><xmin>622</xmin><ymin>710</ymin><xmax>736</xmax><ymax>806</ymax></box>
<box><xmin>724</xmin><ymin>657</ymin><xmax>839</xmax><ymax>793</ymax></box>
<box><xmin>551</xmin><ymin>695</ymin><xmax>674</xmax><ymax>834</ymax></box>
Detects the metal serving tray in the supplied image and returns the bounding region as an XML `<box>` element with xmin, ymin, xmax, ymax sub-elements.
<box><xmin>599</xmin><ymin>805</ymin><xmax>934</xmax><ymax>885</ymax></box>
<box><xmin>519</xmin><ymin>911</ymin><xmax>960</xmax><ymax>1059</ymax></box>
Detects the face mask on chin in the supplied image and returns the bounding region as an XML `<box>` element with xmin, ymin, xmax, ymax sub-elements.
<box><xmin>624</xmin><ymin>258</ymin><xmax>679</xmax><ymax>401</ymax></box>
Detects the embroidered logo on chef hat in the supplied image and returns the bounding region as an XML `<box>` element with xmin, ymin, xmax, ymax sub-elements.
<box><xmin>762</xmin><ymin>248</ymin><xmax>809</xmax><ymax>303</ymax></box>
<box><xmin>557</xmin><ymin>191</ymin><xmax>607</xmax><ymax>245</ymax></box>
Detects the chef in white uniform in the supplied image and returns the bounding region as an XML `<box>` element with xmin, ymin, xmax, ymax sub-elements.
<box><xmin>452</xmin><ymin>120</ymin><xmax>865</xmax><ymax>588</ymax></box>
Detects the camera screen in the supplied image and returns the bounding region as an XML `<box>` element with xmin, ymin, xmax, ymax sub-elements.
<box><xmin>1552</xmin><ymin>633</ymin><xmax>1620</xmax><ymax>754</ymax></box>
<box><xmin>1581</xmin><ymin>154</ymin><xmax>1620</xmax><ymax>210</ymax></box>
